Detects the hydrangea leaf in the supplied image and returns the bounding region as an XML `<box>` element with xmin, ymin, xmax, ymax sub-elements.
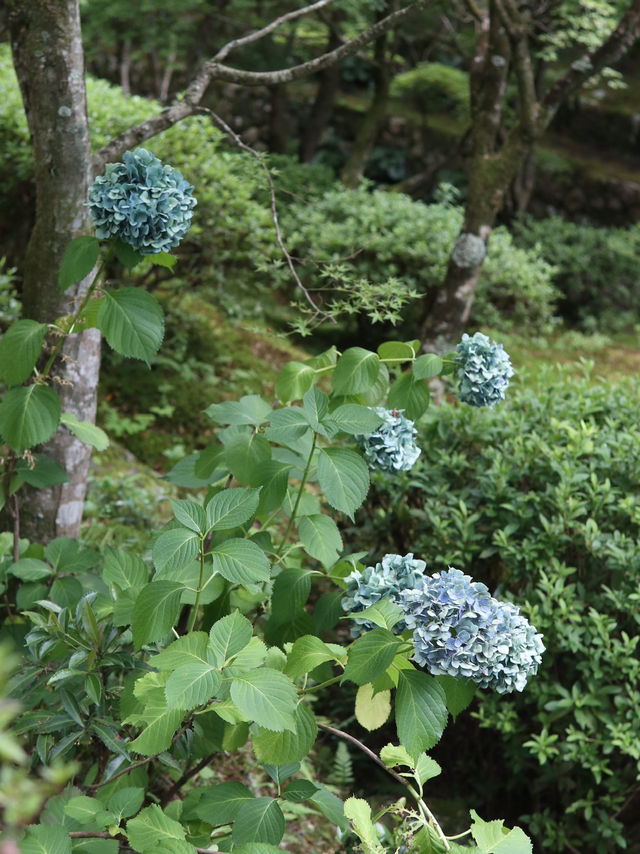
<box><xmin>0</xmin><ymin>319</ymin><xmax>47</xmax><ymax>387</ymax></box>
<box><xmin>413</xmin><ymin>353</ymin><xmax>444</xmax><ymax>380</ymax></box>
<box><xmin>395</xmin><ymin>669</ymin><xmax>448</xmax><ymax>759</ymax></box>
<box><xmin>165</xmin><ymin>661</ymin><xmax>221</xmax><ymax>710</ymax></box>
<box><xmin>58</xmin><ymin>235</ymin><xmax>100</xmax><ymax>291</ymax></box>
<box><xmin>132</xmin><ymin>581</ymin><xmax>183</xmax><ymax>650</ymax></box>
<box><xmin>204</xmin><ymin>395</ymin><xmax>272</xmax><ymax>426</ymax></box>
<box><xmin>20</xmin><ymin>824</ymin><xmax>71</xmax><ymax>854</ymax></box>
<box><xmin>224</xmin><ymin>432</ymin><xmax>271</xmax><ymax>486</ymax></box>
<box><xmin>14</xmin><ymin>453</ymin><xmax>68</xmax><ymax>488</ymax></box>
<box><xmin>275</xmin><ymin>361</ymin><xmax>315</xmax><ymax>403</ymax></box>
<box><xmin>344</xmin><ymin>628</ymin><xmax>403</xmax><ymax>686</ymax></box>
<box><xmin>344</xmin><ymin>798</ymin><xmax>385</xmax><ymax>854</ymax></box>
<box><xmin>97</xmin><ymin>287</ymin><xmax>164</xmax><ymax>364</ymax></box>
<box><xmin>152</xmin><ymin>526</ymin><xmax>199</xmax><ymax>574</ymax></box>
<box><xmin>317</xmin><ymin>447</ymin><xmax>369</xmax><ymax>520</ymax></box>
<box><xmin>284</xmin><ymin>635</ymin><xmax>341</xmax><ymax>681</ymax></box>
<box><xmin>209</xmin><ymin>611</ymin><xmax>253</xmax><ymax>667</ymax></box>
<box><xmin>298</xmin><ymin>514</ymin><xmax>343</xmax><ymax>569</ymax></box>
<box><xmin>126</xmin><ymin>804</ymin><xmax>194</xmax><ymax>854</ymax></box>
<box><xmin>0</xmin><ymin>384</ymin><xmax>61</xmax><ymax>453</ymax></box>
<box><xmin>332</xmin><ymin>347</ymin><xmax>380</xmax><ymax>395</ymax></box>
<box><xmin>470</xmin><ymin>810</ymin><xmax>533</xmax><ymax>853</ymax></box>
<box><xmin>387</xmin><ymin>372</ymin><xmax>431</xmax><ymax>421</ymax></box>
<box><xmin>330</xmin><ymin>404</ymin><xmax>383</xmax><ymax>436</ymax></box>
<box><xmin>437</xmin><ymin>674</ymin><xmax>477</xmax><ymax>721</ymax></box>
<box><xmin>60</xmin><ymin>412</ymin><xmax>109</xmax><ymax>451</ymax></box>
<box><xmin>113</xmin><ymin>238</ymin><xmax>144</xmax><ymax>270</ymax></box>
<box><xmin>231</xmin><ymin>798</ymin><xmax>285</xmax><ymax>847</ymax></box>
<box><xmin>355</xmin><ymin>683</ymin><xmax>391</xmax><ymax>731</ymax></box>
<box><xmin>252</xmin><ymin>701</ymin><xmax>318</xmax><ymax>764</ymax></box>
<box><xmin>193</xmin><ymin>781</ymin><xmax>254</xmax><ymax>825</ymax></box>
<box><xmin>282</xmin><ymin>780</ymin><xmax>320</xmax><ymax>802</ymax></box>
<box><xmin>377</xmin><ymin>341</ymin><xmax>416</xmax><ymax>366</ymax></box>
<box><xmin>211</xmin><ymin>538</ymin><xmax>270</xmax><ymax>585</ymax></box>
<box><xmin>205</xmin><ymin>487</ymin><xmax>261</xmax><ymax>532</ymax></box>
<box><xmin>230</xmin><ymin>669</ymin><xmax>297</xmax><ymax>732</ymax></box>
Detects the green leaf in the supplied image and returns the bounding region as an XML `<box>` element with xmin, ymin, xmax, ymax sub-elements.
<box><xmin>8</xmin><ymin>558</ymin><xmax>52</xmax><ymax>581</ymax></box>
<box><xmin>205</xmin><ymin>395</ymin><xmax>272</xmax><ymax>426</ymax></box>
<box><xmin>414</xmin><ymin>754</ymin><xmax>442</xmax><ymax>786</ymax></box>
<box><xmin>64</xmin><ymin>796</ymin><xmax>104</xmax><ymax>824</ymax></box>
<box><xmin>344</xmin><ymin>629</ymin><xmax>402</xmax><ymax>686</ymax></box>
<box><xmin>165</xmin><ymin>661</ymin><xmax>221</xmax><ymax>710</ymax></box>
<box><xmin>470</xmin><ymin>810</ymin><xmax>533</xmax><ymax>854</ymax></box>
<box><xmin>209</xmin><ymin>611</ymin><xmax>253</xmax><ymax>666</ymax></box>
<box><xmin>270</xmin><ymin>568</ymin><xmax>313</xmax><ymax>624</ymax></box>
<box><xmin>14</xmin><ymin>454</ymin><xmax>68</xmax><ymax>487</ymax></box>
<box><xmin>264</xmin><ymin>407</ymin><xmax>311</xmax><ymax>447</ymax></box>
<box><xmin>310</xmin><ymin>785</ymin><xmax>348</xmax><ymax>832</ymax></box>
<box><xmin>0</xmin><ymin>319</ymin><xmax>47</xmax><ymax>386</ymax></box>
<box><xmin>395</xmin><ymin>669</ymin><xmax>448</xmax><ymax>759</ymax></box>
<box><xmin>125</xmin><ymin>685</ymin><xmax>184</xmax><ymax>756</ymax></box>
<box><xmin>211</xmin><ymin>538</ymin><xmax>270</xmax><ymax>585</ymax></box>
<box><xmin>233</xmin><ymin>845</ymin><xmax>284</xmax><ymax>854</ymax></box>
<box><xmin>377</xmin><ymin>341</ymin><xmax>416</xmax><ymax>366</ymax></box>
<box><xmin>224</xmin><ymin>432</ymin><xmax>271</xmax><ymax>486</ymax></box>
<box><xmin>317</xmin><ymin>447</ymin><xmax>369</xmax><ymax>520</ymax></box>
<box><xmin>437</xmin><ymin>675</ymin><xmax>477</xmax><ymax>721</ymax></box>
<box><xmin>152</xmin><ymin>527</ymin><xmax>200</xmax><ymax>573</ymax></box>
<box><xmin>298</xmin><ymin>514</ymin><xmax>342</xmax><ymax>569</ymax></box>
<box><xmin>205</xmin><ymin>487</ymin><xmax>260</xmax><ymax>532</ymax></box>
<box><xmin>58</xmin><ymin>236</ymin><xmax>100</xmax><ymax>291</ymax></box>
<box><xmin>344</xmin><ymin>797</ymin><xmax>385</xmax><ymax>853</ymax></box>
<box><xmin>149</xmin><ymin>251</ymin><xmax>177</xmax><ymax>270</ymax></box>
<box><xmin>230</xmin><ymin>669</ymin><xmax>297</xmax><ymax>732</ymax></box>
<box><xmin>348</xmin><ymin>597</ymin><xmax>404</xmax><ymax>632</ymax></box>
<box><xmin>232</xmin><ymin>798</ymin><xmax>285</xmax><ymax>847</ymax></box>
<box><xmin>379</xmin><ymin>743</ymin><xmax>416</xmax><ymax>769</ymax></box>
<box><xmin>194</xmin><ymin>781</ymin><xmax>254</xmax><ymax>825</ymax></box>
<box><xmin>150</xmin><ymin>632</ymin><xmax>210</xmax><ymax>670</ymax></box>
<box><xmin>252</xmin><ymin>701</ymin><xmax>318</xmax><ymax>764</ymax></box>
<box><xmin>355</xmin><ymin>684</ymin><xmax>391</xmax><ymax>731</ymax></box>
<box><xmin>332</xmin><ymin>348</ymin><xmax>380</xmax><ymax>395</ymax></box>
<box><xmin>275</xmin><ymin>361</ymin><xmax>315</xmax><ymax>403</ymax></box>
<box><xmin>21</xmin><ymin>824</ymin><xmax>71</xmax><ymax>854</ymax></box>
<box><xmin>283</xmin><ymin>779</ymin><xmax>320</xmax><ymax>802</ymax></box>
<box><xmin>251</xmin><ymin>461</ymin><xmax>292</xmax><ymax>514</ymax></box>
<box><xmin>328</xmin><ymin>404</ymin><xmax>383</xmax><ymax>436</ymax></box>
<box><xmin>102</xmin><ymin>547</ymin><xmax>147</xmax><ymax>590</ymax></box>
<box><xmin>387</xmin><ymin>372</ymin><xmax>431</xmax><ymax>421</ymax></box>
<box><xmin>126</xmin><ymin>804</ymin><xmax>194</xmax><ymax>854</ymax></box>
<box><xmin>60</xmin><ymin>412</ymin><xmax>109</xmax><ymax>450</ymax></box>
<box><xmin>413</xmin><ymin>354</ymin><xmax>444</xmax><ymax>380</ymax></box>
<box><xmin>0</xmin><ymin>384</ymin><xmax>61</xmax><ymax>453</ymax></box>
<box><xmin>132</xmin><ymin>581</ymin><xmax>183</xmax><ymax>650</ymax></box>
<box><xmin>193</xmin><ymin>444</ymin><xmax>225</xmax><ymax>479</ymax></box>
<box><xmin>166</xmin><ymin>453</ymin><xmax>220</xmax><ymax>488</ymax></box>
<box><xmin>113</xmin><ymin>239</ymin><xmax>144</xmax><ymax>270</ymax></box>
<box><xmin>302</xmin><ymin>387</ymin><xmax>329</xmax><ymax>430</ymax></box>
<box><xmin>284</xmin><ymin>635</ymin><xmax>340</xmax><ymax>681</ymax></box>
<box><xmin>360</xmin><ymin>361</ymin><xmax>389</xmax><ymax>406</ymax></box>
<box><xmin>171</xmin><ymin>499</ymin><xmax>206</xmax><ymax>535</ymax></box>
<box><xmin>108</xmin><ymin>787</ymin><xmax>145</xmax><ymax>820</ymax></box>
<box><xmin>263</xmin><ymin>763</ymin><xmax>300</xmax><ymax>785</ymax></box>
<box><xmin>97</xmin><ymin>287</ymin><xmax>164</xmax><ymax>364</ymax></box>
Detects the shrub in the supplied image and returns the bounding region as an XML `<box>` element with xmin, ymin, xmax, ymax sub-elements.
<box><xmin>513</xmin><ymin>214</ymin><xmax>640</xmax><ymax>332</ymax></box>
<box><xmin>390</xmin><ymin>62</ymin><xmax>470</xmax><ymax>118</ymax></box>
<box><xmin>352</xmin><ymin>367</ymin><xmax>640</xmax><ymax>850</ymax></box>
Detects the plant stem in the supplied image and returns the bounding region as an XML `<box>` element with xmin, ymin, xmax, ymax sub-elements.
<box><xmin>275</xmin><ymin>432</ymin><xmax>317</xmax><ymax>559</ymax></box>
<box><xmin>299</xmin><ymin>673</ymin><xmax>343</xmax><ymax>695</ymax></box>
<box><xmin>187</xmin><ymin>538</ymin><xmax>206</xmax><ymax>633</ymax></box>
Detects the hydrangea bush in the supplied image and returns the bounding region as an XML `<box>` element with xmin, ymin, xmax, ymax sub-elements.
<box><xmin>455</xmin><ymin>331</ymin><xmax>514</xmax><ymax>407</ymax></box>
<box><xmin>358</xmin><ymin>407</ymin><xmax>421</xmax><ymax>472</ymax></box>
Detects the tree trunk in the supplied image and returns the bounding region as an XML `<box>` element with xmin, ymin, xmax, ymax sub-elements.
<box><xmin>340</xmin><ymin>32</ymin><xmax>392</xmax><ymax>188</ymax></box>
<box><xmin>8</xmin><ymin>0</ymin><xmax>100</xmax><ymax>542</ymax></box>
<box><xmin>300</xmin><ymin>28</ymin><xmax>341</xmax><ymax>162</ymax></box>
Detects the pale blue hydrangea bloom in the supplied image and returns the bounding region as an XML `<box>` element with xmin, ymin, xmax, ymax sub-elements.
<box><xmin>342</xmin><ymin>553</ymin><xmax>427</xmax><ymax>635</ymax></box>
<box><xmin>88</xmin><ymin>148</ymin><xmax>196</xmax><ymax>254</ymax></box>
<box><xmin>358</xmin><ymin>407</ymin><xmax>421</xmax><ymax>473</ymax></box>
<box><xmin>454</xmin><ymin>332</ymin><xmax>514</xmax><ymax>407</ymax></box>
<box><xmin>400</xmin><ymin>567</ymin><xmax>544</xmax><ymax>693</ymax></box>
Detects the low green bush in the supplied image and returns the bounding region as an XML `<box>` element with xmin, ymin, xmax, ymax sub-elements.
<box><xmin>352</xmin><ymin>366</ymin><xmax>640</xmax><ymax>851</ymax></box>
<box><xmin>513</xmin><ymin>214</ymin><xmax>640</xmax><ymax>332</ymax></box>
<box><xmin>390</xmin><ymin>62</ymin><xmax>470</xmax><ymax>118</ymax></box>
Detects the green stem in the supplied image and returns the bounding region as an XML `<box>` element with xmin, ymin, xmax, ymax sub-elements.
<box><xmin>275</xmin><ymin>432</ymin><xmax>317</xmax><ymax>559</ymax></box>
<box><xmin>299</xmin><ymin>673</ymin><xmax>343</xmax><ymax>695</ymax></box>
<box><xmin>187</xmin><ymin>539</ymin><xmax>206</xmax><ymax>633</ymax></box>
<box><xmin>41</xmin><ymin>247</ymin><xmax>113</xmax><ymax>382</ymax></box>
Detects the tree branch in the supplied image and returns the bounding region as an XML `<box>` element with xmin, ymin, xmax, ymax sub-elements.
<box><xmin>493</xmin><ymin>0</ymin><xmax>537</xmax><ymax>139</ymax></box>
<box><xmin>93</xmin><ymin>0</ymin><xmax>430</xmax><ymax>169</ymax></box>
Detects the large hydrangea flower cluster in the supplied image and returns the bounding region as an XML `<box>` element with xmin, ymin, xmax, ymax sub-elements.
<box><xmin>401</xmin><ymin>567</ymin><xmax>545</xmax><ymax>693</ymax></box>
<box><xmin>454</xmin><ymin>332</ymin><xmax>514</xmax><ymax>407</ymax></box>
<box><xmin>343</xmin><ymin>555</ymin><xmax>544</xmax><ymax>693</ymax></box>
<box><xmin>342</xmin><ymin>553</ymin><xmax>427</xmax><ymax>635</ymax></box>
<box><xmin>358</xmin><ymin>407</ymin><xmax>421</xmax><ymax>473</ymax></box>
<box><xmin>88</xmin><ymin>148</ymin><xmax>196</xmax><ymax>254</ymax></box>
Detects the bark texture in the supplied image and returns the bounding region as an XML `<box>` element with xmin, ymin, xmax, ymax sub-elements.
<box><xmin>8</xmin><ymin>0</ymin><xmax>99</xmax><ymax>541</ymax></box>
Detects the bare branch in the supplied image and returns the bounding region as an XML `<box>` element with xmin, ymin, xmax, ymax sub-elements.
<box><xmin>494</xmin><ymin>0</ymin><xmax>537</xmax><ymax>138</ymax></box>
<box><xmin>94</xmin><ymin>0</ymin><xmax>430</xmax><ymax>169</ymax></box>
<box><xmin>213</xmin><ymin>0</ymin><xmax>336</xmax><ymax>63</ymax></box>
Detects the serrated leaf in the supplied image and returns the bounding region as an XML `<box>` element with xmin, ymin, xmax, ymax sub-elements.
<box><xmin>355</xmin><ymin>683</ymin><xmax>391</xmax><ymax>731</ymax></box>
<box><xmin>0</xmin><ymin>319</ymin><xmax>47</xmax><ymax>386</ymax></box>
<box><xmin>113</xmin><ymin>239</ymin><xmax>144</xmax><ymax>270</ymax></box>
<box><xmin>14</xmin><ymin>453</ymin><xmax>69</xmax><ymax>487</ymax></box>
<box><xmin>270</xmin><ymin>568</ymin><xmax>313</xmax><ymax>624</ymax></box>
<box><xmin>310</xmin><ymin>785</ymin><xmax>348</xmax><ymax>832</ymax></box>
<box><xmin>194</xmin><ymin>781</ymin><xmax>255</xmax><ymax>825</ymax></box>
<box><xmin>344</xmin><ymin>798</ymin><xmax>385</xmax><ymax>853</ymax></box>
<box><xmin>149</xmin><ymin>632</ymin><xmax>210</xmax><ymax>671</ymax></box>
<box><xmin>298</xmin><ymin>514</ymin><xmax>342</xmax><ymax>569</ymax></box>
<box><xmin>252</xmin><ymin>701</ymin><xmax>318</xmax><ymax>764</ymax></box>
<box><xmin>232</xmin><ymin>798</ymin><xmax>285</xmax><ymax>847</ymax></box>
<box><xmin>377</xmin><ymin>341</ymin><xmax>416</xmax><ymax>366</ymax></box>
<box><xmin>283</xmin><ymin>779</ymin><xmax>320</xmax><ymax>802</ymax></box>
<box><xmin>276</xmin><ymin>362</ymin><xmax>315</xmax><ymax>403</ymax></box>
<box><xmin>414</xmin><ymin>754</ymin><xmax>442</xmax><ymax>786</ymax></box>
<box><xmin>387</xmin><ymin>372</ymin><xmax>430</xmax><ymax>421</ymax></box>
<box><xmin>348</xmin><ymin>597</ymin><xmax>404</xmax><ymax>631</ymax></box>
<box><xmin>102</xmin><ymin>547</ymin><xmax>147</xmax><ymax>591</ymax></box>
<box><xmin>230</xmin><ymin>669</ymin><xmax>297</xmax><ymax>732</ymax></box>
<box><xmin>205</xmin><ymin>487</ymin><xmax>260</xmax><ymax>532</ymax></box>
<box><xmin>360</xmin><ymin>361</ymin><xmax>390</xmax><ymax>406</ymax></box>
<box><xmin>132</xmin><ymin>581</ymin><xmax>183</xmax><ymax>650</ymax></box>
<box><xmin>396</xmin><ymin>669</ymin><xmax>448</xmax><ymax>759</ymax></box>
<box><xmin>251</xmin><ymin>461</ymin><xmax>292</xmax><ymax>514</ymax></box>
<box><xmin>126</xmin><ymin>804</ymin><xmax>194</xmax><ymax>854</ymax></box>
<box><xmin>317</xmin><ymin>447</ymin><xmax>369</xmax><ymax>520</ymax></box>
<box><xmin>263</xmin><ymin>406</ymin><xmax>311</xmax><ymax>447</ymax></box>
<box><xmin>171</xmin><ymin>499</ymin><xmax>206</xmax><ymax>534</ymax></box>
<box><xmin>152</xmin><ymin>526</ymin><xmax>200</xmax><ymax>573</ymax></box>
<box><xmin>149</xmin><ymin>251</ymin><xmax>177</xmax><ymax>270</ymax></box>
<box><xmin>224</xmin><ymin>432</ymin><xmax>271</xmax><ymax>486</ymax></box>
<box><xmin>97</xmin><ymin>287</ymin><xmax>164</xmax><ymax>364</ymax></box>
<box><xmin>108</xmin><ymin>787</ymin><xmax>145</xmax><ymax>819</ymax></box>
<box><xmin>165</xmin><ymin>661</ymin><xmax>221</xmax><ymax>710</ymax></box>
<box><xmin>344</xmin><ymin>629</ymin><xmax>402</xmax><ymax>686</ymax></box>
<box><xmin>284</xmin><ymin>635</ymin><xmax>340</xmax><ymax>681</ymax></box>
<box><xmin>21</xmin><ymin>824</ymin><xmax>71</xmax><ymax>854</ymax></box>
<box><xmin>380</xmin><ymin>743</ymin><xmax>416</xmax><ymax>769</ymax></box>
<box><xmin>329</xmin><ymin>404</ymin><xmax>383</xmax><ymax>436</ymax></box>
<box><xmin>8</xmin><ymin>558</ymin><xmax>52</xmax><ymax>581</ymax></box>
<box><xmin>204</xmin><ymin>395</ymin><xmax>272</xmax><ymax>426</ymax></box>
<box><xmin>58</xmin><ymin>235</ymin><xmax>100</xmax><ymax>291</ymax></box>
<box><xmin>209</xmin><ymin>611</ymin><xmax>253</xmax><ymax>666</ymax></box>
<box><xmin>64</xmin><ymin>796</ymin><xmax>103</xmax><ymax>824</ymax></box>
<box><xmin>60</xmin><ymin>412</ymin><xmax>109</xmax><ymax>450</ymax></box>
<box><xmin>413</xmin><ymin>353</ymin><xmax>444</xmax><ymax>380</ymax></box>
<box><xmin>437</xmin><ymin>674</ymin><xmax>477</xmax><ymax>721</ymax></box>
<box><xmin>211</xmin><ymin>538</ymin><xmax>270</xmax><ymax>585</ymax></box>
<box><xmin>125</xmin><ymin>686</ymin><xmax>184</xmax><ymax>756</ymax></box>
<box><xmin>470</xmin><ymin>810</ymin><xmax>533</xmax><ymax>854</ymax></box>
<box><xmin>332</xmin><ymin>348</ymin><xmax>380</xmax><ymax>395</ymax></box>
<box><xmin>0</xmin><ymin>384</ymin><xmax>61</xmax><ymax>453</ymax></box>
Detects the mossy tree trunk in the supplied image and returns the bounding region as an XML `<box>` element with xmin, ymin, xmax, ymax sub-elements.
<box><xmin>8</xmin><ymin>0</ymin><xmax>100</xmax><ymax>541</ymax></box>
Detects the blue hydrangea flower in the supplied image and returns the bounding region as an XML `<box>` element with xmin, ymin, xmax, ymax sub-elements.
<box><xmin>88</xmin><ymin>148</ymin><xmax>196</xmax><ymax>254</ymax></box>
<box><xmin>342</xmin><ymin>553</ymin><xmax>428</xmax><ymax>635</ymax></box>
<box><xmin>400</xmin><ymin>567</ymin><xmax>544</xmax><ymax>693</ymax></box>
<box><xmin>358</xmin><ymin>408</ymin><xmax>421</xmax><ymax>473</ymax></box>
<box><xmin>454</xmin><ymin>332</ymin><xmax>514</xmax><ymax>407</ymax></box>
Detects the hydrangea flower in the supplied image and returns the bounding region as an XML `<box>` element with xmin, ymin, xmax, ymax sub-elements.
<box><xmin>358</xmin><ymin>407</ymin><xmax>421</xmax><ymax>473</ymax></box>
<box><xmin>454</xmin><ymin>332</ymin><xmax>514</xmax><ymax>407</ymax></box>
<box><xmin>88</xmin><ymin>148</ymin><xmax>196</xmax><ymax>254</ymax></box>
<box><xmin>400</xmin><ymin>567</ymin><xmax>544</xmax><ymax>693</ymax></box>
<box><xmin>342</xmin><ymin>553</ymin><xmax>428</xmax><ymax>635</ymax></box>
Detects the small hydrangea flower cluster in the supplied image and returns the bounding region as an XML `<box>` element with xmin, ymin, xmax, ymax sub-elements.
<box><xmin>343</xmin><ymin>556</ymin><xmax>544</xmax><ymax>693</ymax></box>
<box><xmin>454</xmin><ymin>332</ymin><xmax>514</xmax><ymax>407</ymax></box>
<box><xmin>358</xmin><ymin>408</ymin><xmax>421</xmax><ymax>473</ymax></box>
<box><xmin>88</xmin><ymin>148</ymin><xmax>196</xmax><ymax>254</ymax></box>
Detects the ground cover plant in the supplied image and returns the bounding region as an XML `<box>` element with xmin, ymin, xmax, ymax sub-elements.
<box><xmin>0</xmin><ymin>148</ymin><xmax>547</xmax><ymax>854</ymax></box>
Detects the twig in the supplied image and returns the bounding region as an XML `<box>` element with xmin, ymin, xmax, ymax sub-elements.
<box><xmin>161</xmin><ymin>752</ymin><xmax>216</xmax><ymax>805</ymax></box>
<box><xmin>197</xmin><ymin>107</ymin><xmax>332</xmax><ymax>323</ymax></box>
<box><xmin>84</xmin><ymin>755</ymin><xmax>156</xmax><ymax>790</ymax></box>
